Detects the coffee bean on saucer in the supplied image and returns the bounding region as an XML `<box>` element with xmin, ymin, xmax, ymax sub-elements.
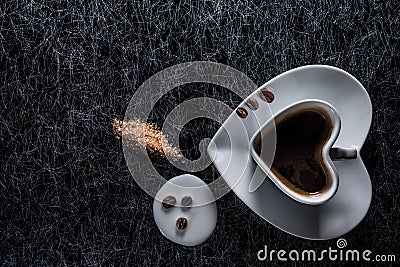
<box><xmin>236</xmin><ymin>107</ymin><xmax>248</xmax><ymax>118</ymax></box>
<box><xmin>181</xmin><ymin>196</ymin><xmax>192</xmax><ymax>207</ymax></box>
<box><xmin>176</xmin><ymin>217</ymin><xmax>187</xmax><ymax>230</ymax></box>
<box><xmin>162</xmin><ymin>196</ymin><xmax>176</xmax><ymax>209</ymax></box>
<box><xmin>246</xmin><ymin>98</ymin><xmax>259</xmax><ymax>110</ymax></box>
<box><xmin>260</xmin><ymin>89</ymin><xmax>274</xmax><ymax>103</ymax></box>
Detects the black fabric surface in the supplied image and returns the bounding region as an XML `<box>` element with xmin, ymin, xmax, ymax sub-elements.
<box><xmin>1</xmin><ymin>0</ymin><xmax>399</xmax><ymax>265</ymax></box>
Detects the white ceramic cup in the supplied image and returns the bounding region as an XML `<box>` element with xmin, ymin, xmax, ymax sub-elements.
<box><xmin>249</xmin><ymin>99</ymin><xmax>357</xmax><ymax>205</ymax></box>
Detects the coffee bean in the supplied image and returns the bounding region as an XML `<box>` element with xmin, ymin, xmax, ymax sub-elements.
<box><xmin>246</xmin><ymin>98</ymin><xmax>259</xmax><ymax>110</ymax></box>
<box><xmin>260</xmin><ymin>89</ymin><xmax>274</xmax><ymax>103</ymax></box>
<box><xmin>162</xmin><ymin>195</ymin><xmax>176</xmax><ymax>209</ymax></box>
<box><xmin>181</xmin><ymin>196</ymin><xmax>192</xmax><ymax>207</ymax></box>
<box><xmin>236</xmin><ymin>107</ymin><xmax>248</xmax><ymax>118</ymax></box>
<box><xmin>176</xmin><ymin>217</ymin><xmax>187</xmax><ymax>230</ymax></box>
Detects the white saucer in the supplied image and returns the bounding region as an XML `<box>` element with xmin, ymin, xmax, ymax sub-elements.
<box><xmin>207</xmin><ymin>65</ymin><xmax>372</xmax><ymax>240</ymax></box>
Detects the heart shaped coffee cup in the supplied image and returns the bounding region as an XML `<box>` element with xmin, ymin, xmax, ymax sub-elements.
<box><xmin>249</xmin><ymin>99</ymin><xmax>357</xmax><ymax>205</ymax></box>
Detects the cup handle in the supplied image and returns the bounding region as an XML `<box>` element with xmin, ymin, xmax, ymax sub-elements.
<box><xmin>329</xmin><ymin>147</ymin><xmax>357</xmax><ymax>160</ymax></box>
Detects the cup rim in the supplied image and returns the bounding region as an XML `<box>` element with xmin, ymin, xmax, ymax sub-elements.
<box><xmin>249</xmin><ymin>99</ymin><xmax>340</xmax><ymax>205</ymax></box>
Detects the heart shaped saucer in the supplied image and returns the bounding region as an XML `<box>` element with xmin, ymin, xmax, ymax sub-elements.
<box><xmin>207</xmin><ymin>65</ymin><xmax>372</xmax><ymax>240</ymax></box>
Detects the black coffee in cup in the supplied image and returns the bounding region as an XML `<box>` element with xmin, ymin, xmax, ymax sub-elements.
<box><xmin>254</xmin><ymin>108</ymin><xmax>333</xmax><ymax>196</ymax></box>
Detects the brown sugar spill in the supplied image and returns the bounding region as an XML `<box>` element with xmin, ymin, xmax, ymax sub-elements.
<box><xmin>113</xmin><ymin>118</ymin><xmax>182</xmax><ymax>161</ymax></box>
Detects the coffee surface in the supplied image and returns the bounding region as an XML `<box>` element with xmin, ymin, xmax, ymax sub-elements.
<box><xmin>255</xmin><ymin>109</ymin><xmax>332</xmax><ymax>195</ymax></box>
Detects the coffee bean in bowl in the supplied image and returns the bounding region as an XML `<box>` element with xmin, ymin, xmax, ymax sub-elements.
<box><xmin>162</xmin><ymin>195</ymin><xmax>176</xmax><ymax>209</ymax></box>
<box><xmin>176</xmin><ymin>217</ymin><xmax>188</xmax><ymax>230</ymax></box>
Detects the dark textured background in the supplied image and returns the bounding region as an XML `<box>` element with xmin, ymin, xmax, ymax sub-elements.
<box><xmin>1</xmin><ymin>0</ymin><xmax>399</xmax><ymax>266</ymax></box>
